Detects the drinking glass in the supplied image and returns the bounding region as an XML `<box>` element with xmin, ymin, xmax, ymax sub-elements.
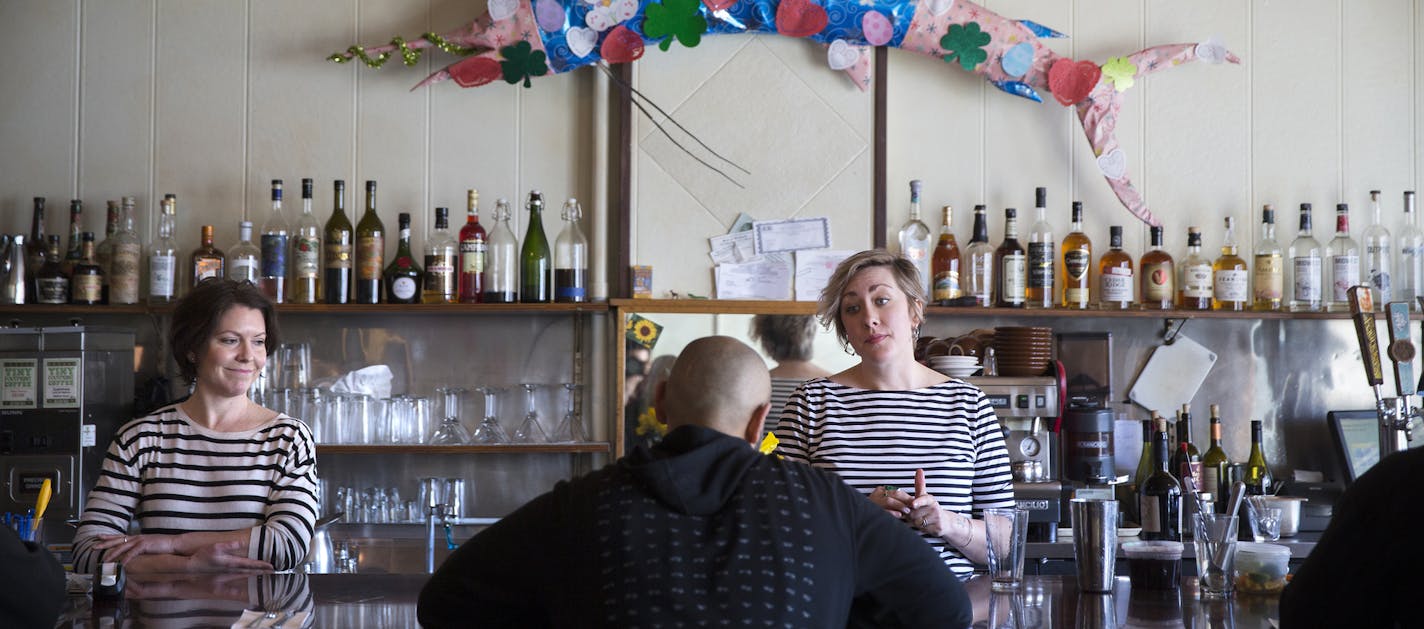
<box><xmin>429</xmin><ymin>415</ymin><xmax>472</xmax><ymax>445</ymax></box>
<box><xmin>514</xmin><ymin>383</ymin><xmax>549</xmax><ymax>443</ymax></box>
<box><xmin>1193</xmin><ymin>512</ymin><xmax>1239</xmax><ymax>599</ymax></box>
<box><xmin>472</xmin><ymin>386</ymin><xmax>510</xmax><ymax>444</ymax></box>
<box><xmin>552</xmin><ymin>383</ymin><xmax>586</xmax><ymax>443</ymax></box>
<box><xmin>985</xmin><ymin>507</ymin><xmax>1029</xmax><ymax>591</ymax></box>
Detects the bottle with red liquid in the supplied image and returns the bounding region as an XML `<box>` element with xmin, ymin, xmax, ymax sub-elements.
<box><xmin>458</xmin><ymin>189</ymin><xmax>488</xmax><ymax>303</ymax></box>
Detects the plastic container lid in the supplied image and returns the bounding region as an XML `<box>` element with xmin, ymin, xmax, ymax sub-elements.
<box><xmin>1236</xmin><ymin>542</ymin><xmax>1290</xmax><ymax>558</ymax></box>
<box><xmin>1121</xmin><ymin>540</ymin><xmax>1184</xmax><ymax>560</ymax></box>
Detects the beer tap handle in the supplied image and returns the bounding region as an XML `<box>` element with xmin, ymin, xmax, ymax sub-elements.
<box><xmin>1348</xmin><ymin>287</ymin><xmax>1386</xmax><ymax>403</ymax></box>
<box><xmin>1385</xmin><ymin>301</ymin><xmax>1416</xmax><ymax>399</ymax></box>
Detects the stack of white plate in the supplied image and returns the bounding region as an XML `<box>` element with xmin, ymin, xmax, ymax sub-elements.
<box><xmin>929</xmin><ymin>355</ymin><xmax>980</xmax><ymax>378</ymax></box>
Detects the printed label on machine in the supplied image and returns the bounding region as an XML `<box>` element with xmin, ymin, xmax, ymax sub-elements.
<box><xmin>81</xmin><ymin>424</ymin><xmax>97</xmax><ymax>448</ymax></box>
<box><xmin>1</xmin><ymin>359</ymin><xmax>38</xmax><ymax>409</ymax></box>
<box><xmin>42</xmin><ymin>358</ymin><xmax>80</xmax><ymax>409</ymax></box>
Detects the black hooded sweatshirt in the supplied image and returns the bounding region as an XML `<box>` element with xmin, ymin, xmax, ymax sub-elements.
<box><xmin>419</xmin><ymin>424</ymin><xmax>972</xmax><ymax>628</ymax></box>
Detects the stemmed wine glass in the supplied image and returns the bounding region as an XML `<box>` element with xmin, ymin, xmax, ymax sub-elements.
<box><xmin>472</xmin><ymin>386</ymin><xmax>510</xmax><ymax>444</ymax></box>
<box><xmin>428</xmin><ymin>387</ymin><xmax>472</xmax><ymax>445</ymax></box>
<box><xmin>514</xmin><ymin>383</ymin><xmax>549</xmax><ymax>443</ymax></box>
<box><xmin>552</xmin><ymin>383</ymin><xmax>586</xmax><ymax>443</ymax></box>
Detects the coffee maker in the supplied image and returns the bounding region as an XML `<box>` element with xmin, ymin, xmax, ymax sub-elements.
<box><xmin>964</xmin><ymin>376</ymin><xmax>1065</xmax><ymax>542</ymax></box>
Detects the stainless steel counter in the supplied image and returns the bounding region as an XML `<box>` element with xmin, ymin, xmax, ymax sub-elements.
<box><xmin>1027</xmin><ymin>532</ymin><xmax>1319</xmax><ymax>560</ymax></box>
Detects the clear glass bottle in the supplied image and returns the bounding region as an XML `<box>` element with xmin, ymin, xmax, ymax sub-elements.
<box><xmin>324</xmin><ymin>180</ymin><xmax>353</xmax><ymax>304</ymax></box>
<box><xmin>70</xmin><ymin>233</ymin><xmax>102</xmax><ymax>305</ymax></box>
<box><xmin>1397</xmin><ymin>191</ymin><xmax>1422</xmax><ymax>310</ymax></box>
<box><xmin>965</xmin><ymin>205</ymin><xmax>994</xmax><ymax>307</ymax></box>
<box><xmin>1326</xmin><ymin>203</ymin><xmax>1361</xmax><ymax>312</ymax></box>
<box><xmin>899</xmin><ymin>180</ymin><xmax>932</xmax><ymax>297</ymax></box>
<box><xmin>1061</xmin><ymin>201</ymin><xmax>1091</xmax><ymax>309</ymax></box>
<box><xmin>482</xmin><ymin>198</ymin><xmax>519</xmax><ymax>303</ymax></box>
<box><xmin>458</xmin><ymin>189</ymin><xmax>488</xmax><ymax>303</ymax></box>
<box><xmin>1252</xmin><ymin>205</ymin><xmax>1284</xmax><ymax>311</ymax></box>
<box><xmin>108</xmin><ymin>197</ymin><xmax>143</xmax><ymax>305</ymax></box>
<box><xmin>1026</xmin><ymin>187</ymin><xmax>1056</xmax><ymax>309</ymax></box>
<box><xmin>1140</xmin><ymin>226</ymin><xmax>1174</xmax><ymax>310</ymax></box>
<box><xmin>1288</xmin><ymin>203</ymin><xmax>1324</xmax><ymax>312</ymax></box>
<box><xmin>554</xmin><ymin>198</ymin><xmax>588</xmax><ymax>303</ymax></box>
<box><xmin>1212</xmin><ymin>217</ymin><xmax>1249</xmax><ymax>311</ymax></box>
<box><xmin>384</xmin><ymin>212</ymin><xmax>422</xmax><ymax>304</ymax></box>
<box><xmin>930</xmin><ymin>205</ymin><xmax>962</xmax><ymax>305</ymax></box>
<box><xmin>62</xmin><ymin>200</ymin><xmax>83</xmax><ymax>277</ymax></box>
<box><xmin>146</xmin><ymin>195</ymin><xmax>179</xmax><ymax>304</ymax></box>
<box><xmin>1363</xmin><ymin>190</ymin><xmax>1393</xmax><ymax>309</ymax></box>
<box><xmin>995</xmin><ymin>208</ymin><xmax>1026</xmax><ymax>308</ymax></box>
<box><xmin>1098</xmin><ymin>225</ymin><xmax>1134</xmax><ymax>310</ymax></box>
<box><xmin>36</xmin><ymin>236</ymin><xmax>68</xmax><ymax>305</ymax></box>
<box><xmin>190</xmin><ymin>225</ymin><xmax>225</xmax><ymax>286</ymax></box>
<box><xmin>95</xmin><ymin>200</ymin><xmax>120</xmax><ymax>302</ymax></box>
<box><xmin>290</xmin><ymin>178</ymin><xmax>322</xmax><ymax>304</ymax></box>
<box><xmin>519</xmin><ymin>190</ymin><xmax>552</xmax><ymax>303</ymax></box>
<box><xmin>227</xmin><ymin>221</ymin><xmax>261</xmax><ymax>284</ymax></box>
<box><xmin>422</xmin><ymin>207</ymin><xmax>458</xmax><ymax>304</ymax></box>
<box><xmin>260</xmin><ymin>180</ymin><xmax>289</xmax><ymax>303</ymax></box>
<box><xmin>1</xmin><ymin>236</ymin><xmax>25</xmax><ymax>305</ymax></box>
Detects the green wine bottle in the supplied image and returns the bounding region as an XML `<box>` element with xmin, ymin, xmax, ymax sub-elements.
<box><xmin>324</xmin><ymin>180</ymin><xmax>354</xmax><ymax>304</ymax></box>
<box><xmin>1201</xmin><ymin>404</ymin><xmax>1230</xmax><ymax>511</ymax></box>
<box><xmin>355</xmin><ymin>180</ymin><xmax>385</xmax><ymax>304</ymax></box>
<box><xmin>384</xmin><ymin>212</ymin><xmax>422</xmax><ymax>304</ymax></box>
<box><xmin>519</xmin><ymin>190</ymin><xmax>551</xmax><ymax>303</ymax></box>
<box><xmin>1244</xmin><ymin>419</ymin><xmax>1272</xmax><ymax>495</ymax></box>
<box><xmin>1128</xmin><ymin>417</ymin><xmax>1154</xmax><ymax>524</ymax></box>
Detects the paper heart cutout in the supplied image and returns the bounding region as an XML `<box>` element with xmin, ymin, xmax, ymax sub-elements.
<box><xmin>702</xmin><ymin>0</ymin><xmax>737</xmax><ymax>11</ymax></box>
<box><xmin>861</xmin><ymin>11</ymin><xmax>893</xmax><ymax>47</ymax></box>
<box><xmin>1097</xmin><ymin>148</ymin><xmax>1127</xmax><ymax>180</ymax></box>
<box><xmin>927</xmin><ymin>0</ymin><xmax>954</xmax><ymax>16</ymax></box>
<box><xmin>601</xmin><ymin>24</ymin><xmax>645</xmax><ymax>64</ymax></box>
<box><xmin>534</xmin><ymin>0</ymin><xmax>565</xmax><ymax>32</ymax></box>
<box><xmin>488</xmin><ymin>0</ymin><xmax>520</xmax><ymax>22</ymax></box>
<box><xmin>775</xmin><ymin>0</ymin><xmax>829</xmax><ymax>39</ymax></box>
<box><xmin>449</xmin><ymin>56</ymin><xmax>503</xmax><ymax>88</ymax></box>
<box><xmin>826</xmin><ymin>39</ymin><xmax>860</xmax><ymax>70</ymax></box>
<box><xmin>1000</xmin><ymin>42</ymin><xmax>1034</xmax><ymax>78</ymax></box>
<box><xmin>1047</xmin><ymin>58</ymin><xmax>1101</xmax><ymax>106</ymax></box>
<box><xmin>566</xmin><ymin>26</ymin><xmax>597</xmax><ymax>57</ymax></box>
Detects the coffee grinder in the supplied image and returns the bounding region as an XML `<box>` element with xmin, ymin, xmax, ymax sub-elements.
<box><xmin>964</xmin><ymin>376</ymin><xmax>1064</xmax><ymax>542</ymax></box>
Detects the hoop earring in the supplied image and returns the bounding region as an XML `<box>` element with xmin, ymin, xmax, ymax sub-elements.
<box><xmin>914</xmin><ymin>326</ymin><xmax>922</xmax><ymax>343</ymax></box>
<box><xmin>842</xmin><ymin>340</ymin><xmax>856</xmax><ymax>356</ymax></box>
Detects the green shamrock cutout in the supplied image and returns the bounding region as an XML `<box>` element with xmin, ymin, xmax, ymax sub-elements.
<box><xmin>1101</xmin><ymin>56</ymin><xmax>1137</xmax><ymax>92</ymax></box>
<box><xmin>940</xmin><ymin>22</ymin><xmax>991</xmax><ymax>71</ymax></box>
<box><xmin>499</xmin><ymin>41</ymin><xmax>549</xmax><ymax>88</ymax></box>
<box><xmin>644</xmin><ymin>0</ymin><xmax>708</xmax><ymax>52</ymax></box>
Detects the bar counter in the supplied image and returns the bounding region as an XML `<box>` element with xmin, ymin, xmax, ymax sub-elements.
<box><xmin>54</xmin><ymin>571</ymin><xmax>1279</xmax><ymax>627</ymax></box>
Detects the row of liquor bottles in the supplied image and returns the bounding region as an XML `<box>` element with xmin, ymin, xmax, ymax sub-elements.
<box><xmin>1130</xmin><ymin>405</ymin><xmax>1272</xmax><ymax>541</ymax></box>
<box><xmin>0</xmin><ymin>181</ymin><xmax>590</xmax><ymax>305</ymax></box>
<box><xmin>899</xmin><ymin>182</ymin><xmax>1420</xmax><ymax>312</ymax></box>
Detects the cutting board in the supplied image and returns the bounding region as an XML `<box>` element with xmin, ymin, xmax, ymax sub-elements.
<box><xmin>1128</xmin><ymin>334</ymin><xmax>1217</xmax><ymax>415</ymax></box>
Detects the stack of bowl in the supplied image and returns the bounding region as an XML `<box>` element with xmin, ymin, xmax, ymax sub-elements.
<box><xmin>929</xmin><ymin>355</ymin><xmax>980</xmax><ymax>378</ymax></box>
<box><xmin>994</xmin><ymin>326</ymin><xmax>1054</xmax><ymax>376</ymax></box>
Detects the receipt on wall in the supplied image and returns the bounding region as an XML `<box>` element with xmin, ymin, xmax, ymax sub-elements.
<box><xmin>709</xmin><ymin>231</ymin><xmax>758</xmax><ymax>264</ymax></box>
<box><xmin>715</xmin><ymin>255</ymin><xmax>793</xmax><ymax>300</ymax></box>
<box><xmin>752</xmin><ymin>217</ymin><xmax>831</xmax><ymax>254</ymax></box>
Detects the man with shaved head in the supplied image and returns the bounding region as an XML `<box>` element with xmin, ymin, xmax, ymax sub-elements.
<box><xmin>420</xmin><ymin>336</ymin><xmax>972</xmax><ymax>628</ymax></box>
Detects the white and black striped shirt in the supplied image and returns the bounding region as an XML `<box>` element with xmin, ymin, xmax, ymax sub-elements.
<box><xmin>74</xmin><ymin>405</ymin><xmax>319</xmax><ymax>573</ymax></box>
<box><xmin>774</xmin><ymin>378</ymin><xmax>1014</xmax><ymax>579</ymax></box>
<box><xmin>765</xmin><ymin>377</ymin><xmax>806</xmax><ymax>435</ymax></box>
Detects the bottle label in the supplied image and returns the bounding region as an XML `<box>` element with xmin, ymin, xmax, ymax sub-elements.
<box><xmin>1100</xmin><ymin>269</ymin><xmax>1133</xmax><ymax>302</ymax></box>
<box><xmin>325</xmin><ymin>241</ymin><xmax>353</xmax><ymax>270</ymax></box>
<box><xmin>1140</xmin><ymin>495</ymin><xmax>1161</xmax><ymax>533</ymax></box>
<box><xmin>1203</xmin><ymin>466</ymin><xmax>1220</xmax><ymax>499</ymax></box>
<box><xmin>1001</xmin><ymin>254</ymin><xmax>1026</xmax><ymax>303</ymax></box>
<box><xmin>1142</xmin><ymin>262</ymin><xmax>1174</xmax><ymax>301</ymax></box>
<box><xmin>1253</xmin><ymin>254</ymin><xmax>1283</xmax><ymax>301</ymax></box>
<box><xmin>1065</xmin><ymin>287</ymin><xmax>1088</xmax><ymax>304</ymax></box>
<box><xmin>37</xmin><ymin>277</ymin><xmax>68</xmax><ymax>304</ymax></box>
<box><xmin>1213</xmin><ymin>269</ymin><xmax>1249</xmax><ymax>301</ymax></box>
<box><xmin>1027</xmin><ymin>243</ymin><xmax>1054</xmax><ymax>289</ymax></box>
<box><xmin>110</xmin><ymin>243</ymin><xmax>141</xmax><ymax>304</ymax></box>
<box><xmin>932</xmin><ymin>270</ymin><xmax>961</xmax><ymax>302</ymax></box>
<box><xmin>229</xmin><ymin>258</ymin><xmax>259</xmax><ymax>283</ymax></box>
<box><xmin>424</xmin><ymin>254</ymin><xmax>457</xmax><ymax>296</ymax></box>
<box><xmin>1293</xmin><ymin>256</ymin><xmax>1322</xmax><ymax>301</ymax></box>
<box><xmin>1181</xmin><ymin>461</ymin><xmax>1203</xmax><ymax>494</ymax></box>
<box><xmin>149</xmin><ymin>255</ymin><xmax>175</xmax><ymax>298</ymax></box>
<box><xmin>461</xmin><ymin>240</ymin><xmax>487</xmax><ymax>274</ymax></box>
<box><xmin>193</xmin><ymin>257</ymin><xmax>223</xmax><ymax>283</ymax></box>
<box><xmin>1331</xmin><ymin>255</ymin><xmax>1359</xmax><ymax>302</ymax></box>
<box><xmin>293</xmin><ymin>236</ymin><xmax>321</xmax><ymax>279</ymax></box>
<box><xmin>391</xmin><ymin>276</ymin><xmax>417</xmax><ymax>300</ymax></box>
<box><xmin>357</xmin><ymin>236</ymin><xmax>384</xmax><ymax>280</ymax></box>
<box><xmin>260</xmin><ymin>234</ymin><xmax>289</xmax><ymax>278</ymax></box>
<box><xmin>1182</xmin><ymin>264</ymin><xmax>1213</xmax><ymax>298</ymax></box>
<box><xmin>73</xmin><ymin>274</ymin><xmax>101</xmax><ymax>303</ymax></box>
<box><xmin>1064</xmin><ymin>250</ymin><xmax>1090</xmax><ymax>282</ymax></box>
<box><xmin>1368</xmin><ymin>263</ymin><xmax>1393</xmax><ymax>300</ymax></box>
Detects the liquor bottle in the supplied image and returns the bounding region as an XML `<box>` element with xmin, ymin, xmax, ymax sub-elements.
<box><xmin>1061</xmin><ymin>201</ymin><xmax>1091</xmax><ymax>309</ymax></box>
<box><xmin>1098</xmin><ymin>225</ymin><xmax>1133</xmax><ymax>310</ymax></box>
<box><xmin>422</xmin><ymin>207</ymin><xmax>458</xmax><ymax>304</ymax></box>
<box><xmin>35</xmin><ymin>236</ymin><xmax>68</xmax><ymax>305</ymax></box>
<box><xmin>458</xmin><ymin>189</ymin><xmax>488</xmax><ymax>303</ymax></box>
<box><xmin>1170</xmin><ymin>404</ymin><xmax>1203</xmax><ymax>493</ymax></box>
<box><xmin>899</xmin><ymin>180</ymin><xmax>932</xmax><ymax>297</ymax></box>
<box><xmin>965</xmin><ymin>205</ymin><xmax>994</xmax><ymax>307</ymax></box>
<box><xmin>324</xmin><ymin>180</ymin><xmax>353</xmax><ymax>304</ymax></box>
<box><xmin>147</xmin><ymin>195</ymin><xmax>179</xmax><ymax>304</ymax></box>
<box><xmin>554</xmin><ymin>198</ymin><xmax>589</xmax><ymax>303</ymax></box>
<box><xmin>519</xmin><ymin>190</ymin><xmax>552</xmax><ymax>303</ymax></box>
<box><xmin>384</xmin><ymin>212</ymin><xmax>422</xmax><ymax>304</ymax></box>
<box><xmin>1397</xmin><ymin>191</ymin><xmax>1422</xmax><ymax>310</ymax></box>
<box><xmin>290</xmin><ymin>178</ymin><xmax>322</xmax><ymax>304</ymax></box>
<box><xmin>482</xmin><ymin>198</ymin><xmax>519</xmax><ymax>303</ymax></box>
<box><xmin>62</xmin><ymin>200</ymin><xmax>83</xmax><ymax>277</ymax></box>
<box><xmin>1288</xmin><ymin>203</ymin><xmax>1324</xmax><ymax>312</ymax></box>
<box><xmin>1201</xmin><ymin>404</ymin><xmax>1230</xmax><ymax>513</ymax></box>
<box><xmin>355</xmin><ymin>180</ymin><xmax>385</xmax><ymax>304</ymax></box>
<box><xmin>1326</xmin><ymin>204</ymin><xmax>1360</xmax><ymax>312</ymax></box>
<box><xmin>95</xmin><ymin>200</ymin><xmax>121</xmax><ymax>303</ymax></box>
<box><xmin>930</xmin><ymin>205</ymin><xmax>962</xmax><ymax>305</ymax></box>
<box><xmin>1244</xmin><ymin>419</ymin><xmax>1272</xmax><ymax>496</ymax></box>
<box><xmin>1363</xmin><ymin>190</ymin><xmax>1392</xmax><ymax>309</ymax></box>
<box><xmin>25</xmin><ymin>198</ymin><xmax>46</xmax><ymax>303</ymax></box>
<box><xmin>70</xmin><ymin>233</ymin><xmax>102</xmax><ymax>305</ymax></box>
<box><xmin>1131</xmin><ymin>418</ymin><xmax>1154</xmax><ymax>523</ymax></box>
<box><xmin>1253</xmin><ymin>205</ymin><xmax>1284</xmax><ymax>311</ymax></box>
<box><xmin>227</xmin><ymin>221</ymin><xmax>261</xmax><ymax>284</ymax></box>
<box><xmin>1140</xmin><ymin>415</ymin><xmax>1183</xmax><ymax>542</ymax></box>
<box><xmin>1212</xmin><ymin>217</ymin><xmax>1249</xmax><ymax>311</ymax></box>
<box><xmin>1</xmin><ymin>236</ymin><xmax>25</xmax><ymax>305</ymax></box>
<box><xmin>1026</xmin><ymin>187</ymin><xmax>1056</xmax><ymax>308</ymax></box>
<box><xmin>260</xmin><ymin>180</ymin><xmax>289</xmax><ymax>303</ymax></box>
<box><xmin>1177</xmin><ymin>227</ymin><xmax>1212</xmax><ymax>310</ymax></box>
<box><xmin>1140</xmin><ymin>226</ymin><xmax>1174</xmax><ymax>310</ymax></box>
<box><xmin>108</xmin><ymin>197</ymin><xmax>143</xmax><ymax>305</ymax></box>
<box><xmin>994</xmin><ymin>208</ymin><xmax>1026</xmax><ymax>308</ymax></box>
<box><xmin>190</xmin><ymin>225</ymin><xmax>225</xmax><ymax>286</ymax></box>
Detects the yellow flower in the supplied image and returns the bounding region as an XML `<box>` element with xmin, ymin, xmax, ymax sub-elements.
<box><xmin>635</xmin><ymin>407</ymin><xmax>666</xmax><ymax>438</ymax></box>
<box><xmin>1101</xmin><ymin>56</ymin><xmax>1137</xmax><ymax>92</ymax></box>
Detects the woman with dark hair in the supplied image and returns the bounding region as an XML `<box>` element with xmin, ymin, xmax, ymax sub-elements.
<box><xmin>748</xmin><ymin>314</ymin><xmax>830</xmax><ymax>432</ymax></box>
<box><xmin>73</xmin><ymin>278</ymin><xmax>318</xmax><ymax>574</ymax></box>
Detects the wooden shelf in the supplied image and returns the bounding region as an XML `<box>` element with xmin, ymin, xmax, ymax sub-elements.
<box><xmin>316</xmin><ymin>443</ymin><xmax>610</xmax><ymax>454</ymax></box>
<box><xmin>0</xmin><ymin>304</ymin><xmax>156</xmax><ymax>316</ymax></box>
<box><xmin>610</xmin><ymin>299</ymin><xmax>1368</xmax><ymax>320</ymax></box>
<box><xmin>609</xmin><ymin>299</ymin><xmax>817</xmax><ymax>315</ymax></box>
<box><xmin>0</xmin><ymin>302</ymin><xmax>607</xmax><ymax>317</ymax></box>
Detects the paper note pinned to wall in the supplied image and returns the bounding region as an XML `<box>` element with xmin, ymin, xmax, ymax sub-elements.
<box><xmin>795</xmin><ymin>249</ymin><xmax>855</xmax><ymax>301</ymax></box>
<box><xmin>715</xmin><ymin>255</ymin><xmax>793</xmax><ymax>300</ymax></box>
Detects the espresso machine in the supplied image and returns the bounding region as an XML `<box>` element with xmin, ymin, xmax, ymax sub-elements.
<box><xmin>964</xmin><ymin>376</ymin><xmax>1065</xmax><ymax>542</ymax></box>
<box><xmin>0</xmin><ymin>326</ymin><xmax>134</xmax><ymax>552</ymax></box>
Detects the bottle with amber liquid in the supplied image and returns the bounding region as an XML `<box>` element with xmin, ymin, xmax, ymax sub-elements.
<box><xmin>1178</xmin><ymin>227</ymin><xmax>1212</xmax><ymax>310</ymax></box>
<box><xmin>519</xmin><ymin>190</ymin><xmax>552</xmax><ymax>303</ymax></box>
<box><xmin>190</xmin><ymin>225</ymin><xmax>225</xmax><ymax>287</ymax></box>
<box><xmin>1026</xmin><ymin>187</ymin><xmax>1055</xmax><ymax>309</ymax></box>
<box><xmin>355</xmin><ymin>181</ymin><xmax>385</xmax><ymax>304</ymax></box>
<box><xmin>324</xmin><ymin>180</ymin><xmax>353</xmax><ymax>304</ymax></box>
<box><xmin>422</xmin><ymin>207</ymin><xmax>458</xmax><ymax>304</ymax></box>
<box><xmin>95</xmin><ymin>200</ymin><xmax>120</xmax><ymax>301</ymax></box>
<box><xmin>458</xmin><ymin>189</ymin><xmax>488</xmax><ymax>303</ymax></box>
<box><xmin>1140</xmin><ymin>226</ymin><xmax>1175</xmax><ymax>310</ymax></box>
<box><xmin>35</xmin><ymin>236</ymin><xmax>69</xmax><ymax>305</ymax></box>
<box><xmin>1212</xmin><ymin>217</ymin><xmax>1249</xmax><ymax>310</ymax></box>
<box><xmin>1170</xmin><ymin>404</ymin><xmax>1202</xmax><ymax>493</ymax></box>
<box><xmin>1201</xmin><ymin>404</ymin><xmax>1230</xmax><ymax>512</ymax></box>
<box><xmin>994</xmin><ymin>208</ymin><xmax>1026</xmax><ymax>308</ymax></box>
<box><xmin>108</xmin><ymin>197</ymin><xmax>143</xmax><ymax>305</ymax></box>
<box><xmin>290</xmin><ymin>178</ymin><xmax>322</xmax><ymax>304</ymax></box>
<box><xmin>384</xmin><ymin>212</ymin><xmax>422</xmax><ymax>304</ymax></box>
<box><xmin>930</xmin><ymin>205</ymin><xmax>962</xmax><ymax>305</ymax></box>
<box><xmin>1098</xmin><ymin>225</ymin><xmax>1134</xmax><ymax>310</ymax></box>
<box><xmin>1253</xmin><ymin>205</ymin><xmax>1284</xmax><ymax>311</ymax></box>
<box><xmin>1139</xmin><ymin>415</ymin><xmax>1183</xmax><ymax>542</ymax></box>
<box><xmin>965</xmin><ymin>205</ymin><xmax>994</xmax><ymax>307</ymax></box>
<box><xmin>70</xmin><ymin>233</ymin><xmax>103</xmax><ymax>305</ymax></box>
<box><xmin>1061</xmin><ymin>201</ymin><xmax>1091</xmax><ymax>308</ymax></box>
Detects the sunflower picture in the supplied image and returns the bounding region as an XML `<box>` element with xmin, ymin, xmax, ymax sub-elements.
<box><xmin>625</xmin><ymin>314</ymin><xmax>663</xmax><ymax>350</ymax></box>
